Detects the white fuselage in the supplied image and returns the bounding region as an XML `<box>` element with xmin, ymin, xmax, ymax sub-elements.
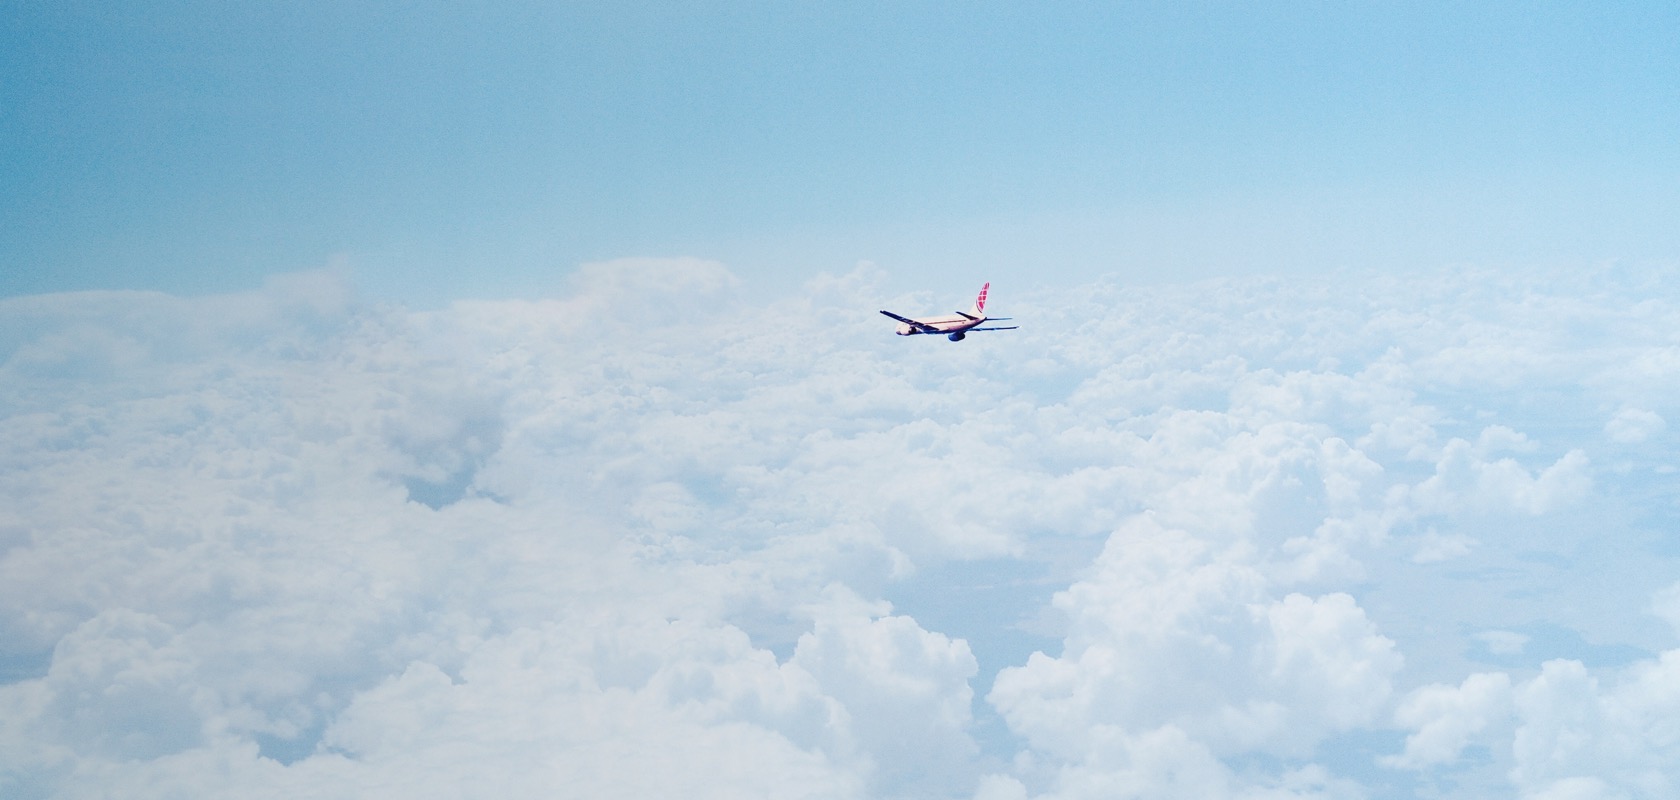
<box><xmin>894</xmin><ymin>314</ymin><xmax>983</xmax><ymax>336</ymax></box>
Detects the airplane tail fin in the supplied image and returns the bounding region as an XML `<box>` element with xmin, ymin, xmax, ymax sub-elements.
<box><xmin>971</xmin><ymin>282</ymin><xmax>990</xmax><ymax>317</ymax></box>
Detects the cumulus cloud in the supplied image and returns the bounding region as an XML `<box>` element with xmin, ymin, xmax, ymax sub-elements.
<box><xmin>990</xmin><ymin>516</ymin><xmax>1401</xmax><ymax>762</ymax></box>
<box><xmin>1385</xmin><ymin>582</ymin><xmax>1680</xmax><ymax>796</ymax></box>
<box><xmin>1410</xmin><ymin>528</ymin><xmax>1475</xmax><ymax>564</ymax></box>
<box><xmin>1506</xmin><ymin>650</ymin><xmax>1680</xmax><ymax>797</ymax></box>
<box><xmin>1383</xmin><ymin>671</ymin><xmax>1514</xmax><ymax>769</ymax></box>
<box><xmin>1604</xmin><ymin>408</ymin><xmax>1665</xmax><ymax>444</ymax></box>
<box><xmin>3</xmin><ymin>261</ymin><xmax>1680</xmax><ymax>797</ymax></box>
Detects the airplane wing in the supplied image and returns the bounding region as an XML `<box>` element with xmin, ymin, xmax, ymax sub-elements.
<box><xmin>967</xmin><ymin>326</ymin><xmax>1019</xmax><ymax>332</ymax></box>
<box><xmin>879</xmin><ymin>310</ymin><xmax>940</xmax><ymax>334</ymax></box>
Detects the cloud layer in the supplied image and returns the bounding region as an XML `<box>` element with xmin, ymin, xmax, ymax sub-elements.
<box><xmin>3</xmin><ymin>261</ymin><xmax>1679</xmax><ymax>798</ymax></box>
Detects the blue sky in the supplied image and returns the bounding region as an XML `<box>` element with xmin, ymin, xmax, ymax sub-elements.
<box><xmin>5</xmin><ymin>2</ymin><xmax>1677</xmax><ymax>304</ymax></box>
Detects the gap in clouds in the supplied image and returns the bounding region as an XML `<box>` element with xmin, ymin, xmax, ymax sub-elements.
<box><xmin>887</xmin><ymin>548</ymin><xmax>1099</xmax><ymax>766</ymax></box>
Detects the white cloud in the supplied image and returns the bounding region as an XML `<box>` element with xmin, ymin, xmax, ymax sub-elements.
<box><xmin>1652</xmin><ymin>582</ymin><xmax>1680</xmax><ymax>636</ymax></box>
<box><xmin>1476</xmin><ymin>629</ymin><xmax>1531</xmax><ymax>656</ymax></box>
<box><xmin>1402</xmin><ymin>438</ymin><xmax>1592</xmax><ymax>517</ymax></box>
<box><xmin>1383</xmin><ymin>671</ymin><xmax>1513</xmax><ymax>769</ymax></box>
<box><xmin>788</xmin><ymin>587</ymin><xmax>980</xmax><ymax>793</ymax></box>
<box><xmin>1385</xmin><ymin>584</ymin><xmax>1680</xmax><ymax>795</ymax></box>
<box><xmin>1604</xmin><ymin>408</ymin><xmax>1665</xmax><ymax>444</ymax></box>
<box><xmin>1410</xmin><ymin>528</ymin><xmax>1475</xmax><ymax>564</ymax></box>
<box><xmin>5</xmin><ymin>262</ymin><xmax>1680</xmax><ymax>797</ymax></box>
<box><xmin>1504</xmin><ymin>652</ymin><xmax>1680</xmax><ymax>798</ymax></box>
<box><xmin>988</xmin><ymin>514</ymin><xmax>1400</xmax><ymax>796</ymax></box>
<box><xmin>980</xmin><ymin>724</ymin><xmax>1368</xmax><ymax>800</ymax></box>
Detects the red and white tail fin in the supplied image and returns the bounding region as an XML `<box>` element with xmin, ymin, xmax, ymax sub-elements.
<box><xmin>972</xmin><ymin>283</ymin><xmax>990</xmax><ymax>317</ymax></box>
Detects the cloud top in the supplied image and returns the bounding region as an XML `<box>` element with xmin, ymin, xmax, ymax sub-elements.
<box><xmin>4</xmin><ymin>262</ymin><xmax>1680</xmax><ymax>798</ymax></box>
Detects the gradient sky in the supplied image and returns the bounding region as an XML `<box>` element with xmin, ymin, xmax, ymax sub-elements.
<box><xmin>9</xmin><ymin>5</ymin><xmax>1680</xmax><ymax>798</ymax></box>
<box><xmin>5</xmin><ymin>2</ymin><xmax>1678</xmax><ymax>305</ymax></box>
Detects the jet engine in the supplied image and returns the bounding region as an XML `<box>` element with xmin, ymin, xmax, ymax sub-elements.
<box><xmin>948</xmin><ymin>332</ymin><xmax>966</xmax><ymax>342</ymax></box>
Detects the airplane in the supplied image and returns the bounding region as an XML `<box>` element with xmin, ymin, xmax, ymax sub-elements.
<box><xmin>880</xmin><ymin>283</ymin><xmax>1018</xmax><ymax>341</ymax></box>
